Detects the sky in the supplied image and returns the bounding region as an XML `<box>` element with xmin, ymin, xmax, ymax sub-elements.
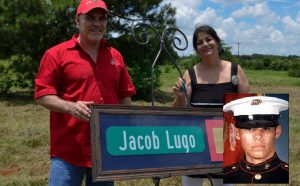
<box><xmin>162</xmin><ymin>0</ymin><xmax>300</xmax><ymax>56</ymax></box>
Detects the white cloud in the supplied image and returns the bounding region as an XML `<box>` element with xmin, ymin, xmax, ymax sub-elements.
<box><xmin>231</xmin><ymin>3</ymin><xmax>265</xmax><ymax>17</ymax></box>
<box><xmin>220</xmin><ymin>17</ymin><xmax>238</xmax><ymax>40</ymax></box>
<box><xmin>164</xmin><ymin>0</ymin><xmax>201</xmax><ymax>17</ymax></box>
<box><xmin>173</xmin><ymin>0</ymin><xmax>201</xmax><ymax>8</ymax></box>
<box><xmin>163</xmin><ymin>0</ymin><xmax>201</xmax><ymax>33</ymax></box>
<box><xmin>269</xmin><ymin>0</ymin><xmax>289</xmax><ymax>2</ymax></box>
<box><xmin>215</xmin><ymin>28</ymin><xmax>227</xmax><ymax>40</ymax></box>
<box><xmin>270</xmin><ymin>30</ymin><xmax>284</xmax><ymax>43</ymax></box>
<box><xmin>161</xmin><ymin>0</ymin><xmax>202</xmax><ymax>55</ymax></box>
<box><xmin>239</xmin><ymin>25</ymin><xmax>271</xmax><ymax>43</ymax></box>
<box><xmin>239</xmin><ymin>26</ymin><xmax>281</xmax><ymax>41</ymax></box>
<box><xmin>210</xmin><ymin>0</ymin><xmax>263</xmax><ymax>5</ymax></box>
<box><xmin>296</xmin><ymin>11</ymin><xmax>300</xmax><ymax>24</ymax></box>
<box><xmin>194</xmin><ymin>7</ymin><xmax>220</xmax><ymax>26</ymax></box>
<box><xmin>222</xmin><ymin>17</ymin><xmax>237</xmax><ymax>27</ymax></box>
<box><xmin>231</xmin><ymin>3</ymin><xmax>280</xmax><ymax>23</ymax></box>
<box><xmin>162</xmin><ymin>0</ymin><xmax>227</xmax><ymax>55</ymax></box>
<box><xmin>282</xmin><ymin>15</ymin><xmax>300</xmax><ymax>33</ymax></box>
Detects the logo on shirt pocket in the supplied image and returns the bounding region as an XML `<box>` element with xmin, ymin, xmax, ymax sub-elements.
<box><xmin>110</xmin><ymin>59</ymin><xmax>115</xmax><ymax>65</ymax></box>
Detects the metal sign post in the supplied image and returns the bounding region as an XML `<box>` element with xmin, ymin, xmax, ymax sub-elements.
<box><xmin>131</xmin><ymin>23</ymin><xmax>190</xmax><ymax>185</ymax></box>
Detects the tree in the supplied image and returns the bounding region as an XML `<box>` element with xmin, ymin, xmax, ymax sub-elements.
<box><xmin>220</xmin><ymin>42</ymin><xmax>238</xmax><ymax>63</ymax></box>
<box><xmin>0</xmin><ymin>0</ymin><xmax>77</xmax><ymax>90</ymax></box>
<box><xmin>0</xmin><ymin>0</ymin><xmax>177</xmax><ymax>100</ymax></box>
<box><xmin>108</xmin><ymin>1</ymin><xmax>177</xmax><ymax>100</ymax></box>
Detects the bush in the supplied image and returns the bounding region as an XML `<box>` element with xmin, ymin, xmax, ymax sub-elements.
<box><xmin>0</xmin><ymin>64</ymin><xmax>5</xmax><ymax>72</ymax></box>
<box><xmin>288</xmin><ymin>61</ymin><xmax>300</xmax><ymax>77</ymax></box>
<box><xmin>236</xmin><ymin>60</ymin><xmax>251</xmax><ymax>69</ymax></box>
<box><xmin>269</xmin><ymin>60</ymin><xmax>289</xmax><ymax>71</ymax></box>
<box><xmin>178</xmin><ymin>56</ymin><xmax>198</xmax><ymax>70</ymax></box>
<box><xmin>0</xmin><ymin>73</ymin><xmax>14</xmax><ymax>94</ymax></box>
<box><xmin>263</xmin><ymin>58</ymin><xmax>272</xmax><ymax>69</ymax></box>
<box><xmin>9</xmin><ymin>54</ymin><xmax>35</xmax><ymax>89</ymax></box>
<box><xmin>0</xmin><ymin>64</ymin><xmax>14</xmax><ymax>94</ymax></box>
<box><xmin>128</xmin><ymin>60</ymin><xmax>162</xmax><ymax>101</ymax></box>
<box><xmin>250</xmin><ymin>60</ymin><xmax>264</xmax><ymax>70</ymax></box>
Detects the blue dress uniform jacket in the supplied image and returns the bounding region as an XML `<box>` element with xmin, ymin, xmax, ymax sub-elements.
<box><xmin>224</xmin><ymin>153</ymin><xmax>288</xmax><ymax>184</ymax></box>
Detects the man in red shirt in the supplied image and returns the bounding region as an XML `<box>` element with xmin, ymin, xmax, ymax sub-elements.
<box><xmin>34</xmin><ymin>0</ymin><xmax>135</xmax><ymax>185</ymax></box>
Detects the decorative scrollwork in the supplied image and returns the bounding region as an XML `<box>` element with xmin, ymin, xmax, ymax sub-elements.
<box><xmin>131</xmin><ymin>23</ymin><xmax>160</xmax><ymax>45</ymax></box>
<box><xmin>112</xmin><ymin>15</ymin><xmax>186</xmax><ymax>105</ymax></box>
<box><xmin>131</xmin><ymin>23</ymin><xmax>189</xmax><ymax>106</ymax></box>
<box><xmin>162</xmin><ymin>27</ymin><xmax>188</xmax><ymax>51</ymax></box>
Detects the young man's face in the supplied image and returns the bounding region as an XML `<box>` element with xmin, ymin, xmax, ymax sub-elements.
<box><xmin>76</xmin><ymin>8</ymin><xmax>107</xmax><ymax>44</ymax></box>
<box><xmin>236</xmin><ymin>126</ymin><xmax>281</xmax><ymax>164</ymax></box>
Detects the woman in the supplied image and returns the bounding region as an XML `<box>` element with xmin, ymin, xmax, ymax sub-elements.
<box><xmin>173</xmin><ymin>25</ymin><xmax>249</xmax><ymax>186</ymax></box>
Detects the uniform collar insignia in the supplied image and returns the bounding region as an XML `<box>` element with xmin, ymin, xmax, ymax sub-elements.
<box><xmin>240</xmin><ymin>153</ymin><xmax>285</xmax><ymax>172</ymax></box>
<box><xmin>265</xmin><ymin>163</ymin><xmax>270</xmax><ymax>170</ymax></box>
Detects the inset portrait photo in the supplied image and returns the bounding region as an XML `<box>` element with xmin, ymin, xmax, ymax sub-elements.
<box><xmin>222</xmin><ymin>93</ymin><xmax>289</xmax><ymax>184</ymax></box>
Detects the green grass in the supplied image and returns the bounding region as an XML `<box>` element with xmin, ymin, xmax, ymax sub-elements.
<box><xmin>0</xmin><ymin>100</ymin><xmax>50</xmax><ymax>185</ymax></box>
<box><xmin>246</xmin><ymin>70</ymin><xmax>300</xmax><ymax>87</ymax></box>
<box><xmin>159</xmin><ymin>66</ymin><xmax>300</xmax><ymax>92</ymax></box>
<box><xmin>1</xmin><ymin>66</ymin><xmax>300</xmax><ymax>185</ymax></box>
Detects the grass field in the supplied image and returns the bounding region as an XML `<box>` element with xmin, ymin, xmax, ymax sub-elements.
<box><xmin>0</xmin><ymin>66</ymin><xmax>299</xmax><ymax>186</ymax></box>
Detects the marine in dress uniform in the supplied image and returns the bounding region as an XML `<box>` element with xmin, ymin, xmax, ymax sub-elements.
<box><xmin>222</xmin><ymin>96</ymin><xmax>289</xmax><ymax>184</ymax></box>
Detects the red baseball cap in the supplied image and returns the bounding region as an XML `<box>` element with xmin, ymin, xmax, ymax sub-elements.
<box><xmin>77</xmin><ymin>0</ymin><xmax>109</xmax><ymax>16</ymax></box>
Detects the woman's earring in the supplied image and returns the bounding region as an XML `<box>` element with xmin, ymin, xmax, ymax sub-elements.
<box><xmin>218</xmin><ymin>47</ymin><xmax>224</xmax><ymax>55</ymax></box>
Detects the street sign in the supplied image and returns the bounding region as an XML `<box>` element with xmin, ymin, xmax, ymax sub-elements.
<box><xmin>90</xmin><ymin>105</ymin><xmax>223</xmax><ymax>181</ymax></box>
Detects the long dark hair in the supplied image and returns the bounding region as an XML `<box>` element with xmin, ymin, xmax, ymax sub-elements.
<box><xmin>192</xmin><ymin>24</ymin><xmax>224</xmax><ymax>55</ymax></box>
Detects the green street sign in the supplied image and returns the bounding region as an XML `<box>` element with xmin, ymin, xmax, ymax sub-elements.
<box><xmin>106</xmin><ymin>126</ymin><xmax>205</xmax><ymax>155</ymax></box>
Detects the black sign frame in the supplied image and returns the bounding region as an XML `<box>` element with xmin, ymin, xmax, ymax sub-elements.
<box><xmin>90</xmin><ymin>104</ymin><xmax>223</xmax><ymax>181</ymax></box>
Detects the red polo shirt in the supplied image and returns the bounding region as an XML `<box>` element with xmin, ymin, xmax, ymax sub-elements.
<box><xmin>34</xmin><ymin>35</ymin><xmax>135</xmax><ymax>167</ymax></box>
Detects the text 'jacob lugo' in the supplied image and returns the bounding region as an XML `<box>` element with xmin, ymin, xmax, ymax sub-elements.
<box><xmin>106</xmin><ymin>126</ymin><xmax>206</xmax><ymax>155</ymax></box>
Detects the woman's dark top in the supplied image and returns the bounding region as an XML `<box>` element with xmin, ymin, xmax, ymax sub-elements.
<box><xmin>189</xmin><ymin>63</ymin><xmax>238</xmax><ymax>108</ymax></box>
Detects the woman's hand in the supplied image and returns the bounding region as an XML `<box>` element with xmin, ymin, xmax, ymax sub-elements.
<box><xmin>173</xmin><ymin>77</ymin><xmax>186</xmax><ymax>98</ymax></box>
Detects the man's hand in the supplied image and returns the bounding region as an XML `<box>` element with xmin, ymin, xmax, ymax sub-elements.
<box><xmin>68</xmin><ymin>101</ymin><xmax>94</xmax><ymax>122</ymax></box>
<box><xmin>35</xmin><ymin>95</ymin><xmax>94</xmax><ymax>122</ymax></box>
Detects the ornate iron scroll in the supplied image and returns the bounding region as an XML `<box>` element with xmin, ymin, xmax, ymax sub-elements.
<box><xmin>131</xmin><ymin>23</ymin><xmax>189</xmax><ymax>106</ymax></box>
